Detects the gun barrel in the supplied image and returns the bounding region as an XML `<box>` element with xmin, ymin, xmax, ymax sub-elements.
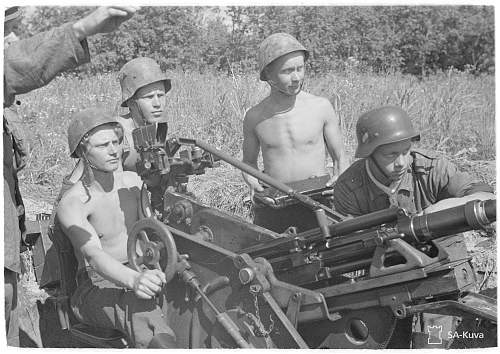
<box><xmin>399</xmin><ymin>199</ymin><xmax>496</xmax><ymax>242</ymax></box>
<box><xmin>329</xmin><ymin>207</ymin><xmax>401</xmax><ymax>237</ymax></box>
<box><xmin>183</xmin><ymin>138</ymin><xmax>344</xmax><ymax>221</ymax></box>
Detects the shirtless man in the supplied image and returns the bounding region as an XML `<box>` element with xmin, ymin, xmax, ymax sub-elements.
<box><xmin>242</xmin><ymin>33</ymin><xmax>348</xmax><ymax>233</ymax></box>
<box><xmin>41</xmin><ymin>58</ymin><xmax>171</xmax><ymax>287</ymax></box>
<box><xmin>57</xmin><ymin>107</ymin><xmax>176</xmax><ymax>348</ymax></box>
<box><xmin>116</xmin><ymin>57</ymin><xmax>171</xmax><ymax>171</ymax></box>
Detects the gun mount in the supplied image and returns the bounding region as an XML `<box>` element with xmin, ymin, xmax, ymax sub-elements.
<box><xmin>127</xmin><ymin>127</ymin><xmax>497</xmax><ymax>349</ymax></box>
<box><xmin>132</xmin><ymin>123</ymin><xmax>218</xmax><ymax>194</ymax></box>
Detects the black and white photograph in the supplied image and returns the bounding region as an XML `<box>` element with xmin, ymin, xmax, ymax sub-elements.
<box><xmin>2</xmin><ymin>1</ymin><xmax>497</xmax><ymax>349</ymax></box>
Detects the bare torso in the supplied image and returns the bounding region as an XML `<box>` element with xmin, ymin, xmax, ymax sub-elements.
<box><xmin>245</xmin><ymin>91</ymin><xmax>330</xmax><ymax>182</ymax></box>
<box><xmin>61</xmin><ymin>170</ymin><xmax>142</xmax><ymax>269</ymax></box>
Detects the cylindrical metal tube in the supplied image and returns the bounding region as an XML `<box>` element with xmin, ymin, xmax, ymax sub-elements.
<box><xmin>329</xmin><ymin>207</ymin><xmax>400</xmax><ymax>236</ymax></box>
<box><xmin>398</xmin><ymin>199</ymin><xmax>496</xmax><ymax>242</ymax></box>
<box><xmin>216</xmin><ymin>312</ymin><xmax>253</xmax><ymax>348</ymax></box>
<box><xmin>185</xmin><ymin>138</ymin><xmax>344</xmax><ymax>221</ymax></box>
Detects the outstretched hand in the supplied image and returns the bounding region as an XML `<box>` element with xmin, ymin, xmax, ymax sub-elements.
<box><xmin>72</xmin><ymin>6</ymin><xmax>140</xmax><ymax>40</ymax></box>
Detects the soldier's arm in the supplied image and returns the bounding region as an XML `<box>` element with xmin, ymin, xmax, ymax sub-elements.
<box><xmin>242</xmin><ymin>111</ymin><xmax>264</xmax><ymax>192</ymax></box>
<box><xmin>57</xmin><ymin>192</ymin><xmax>161</xmax><ymax>299</ymax></box>
<box><xmin>4</xmin><ymin>24</ymin><xmax>90</xmax><ymax>103</ymax></box>
<box><xmin>332</xmin><ymin>177</ymin><xmax>363</xmax><ymax>217</ymax></box>
<box><xmin>4</xmin><ymin>7</ymin><xmax>138</xmax><ymax>105</ymax></box>
<box><xmin>423</xmin><ymin>158</ymin><xmax>495</xmax><ymax>214</ymax></box>
<box><xmin>322</xmin><ymin>99</ymin><xmax>349</xmax><ymax>179</ymax></box>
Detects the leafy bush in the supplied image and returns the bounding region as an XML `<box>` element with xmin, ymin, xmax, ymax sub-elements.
<box><xmin>17</xmin><ymin>5</ymin><xmax>494</xmax><ymax>76</ymax></box>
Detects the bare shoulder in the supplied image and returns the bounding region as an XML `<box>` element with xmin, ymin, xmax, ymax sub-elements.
<box><xmin>301</xmin><ymin>92</ymin><xmax>334</xmax><ymax>109</ymax></box>
<box><xmin>244</xmin><ymin>98</ymin><xmax>270</xmax><ymax>130</ymax></box>
<box><xmin>57</xmin><ymin>182</ymin><xmax>89</xmax><ymax>219</ymax></box>
<box><xmin>299</xmin><ymin>92</ymin><xmax>336</xmax><ymax>123</ymax></box>
<box><xmin>245</xmin><ymin>99</ymin><xmax>267</xmax><ymax>122</ymax></box>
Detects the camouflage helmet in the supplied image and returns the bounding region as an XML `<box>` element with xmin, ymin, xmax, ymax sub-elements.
<box><xmin>258</xmin><ymin>33</ymin><xmax>309</xmax><ymax>81</ymax></box>
<box><xmin>118</xmin><ymin>57</ymin><xmax>172</xmax><ymax>107</ymax></box>
<box><xmin>67</xmin><ymin>107</ymin><xmax>123</xmax><ymax>158</ymax></box>
<box><xmin>355</xmin><ymin>106</ymin><xmax>420</xmax><ymax>158</ymax></box>
<box><xmin>5</xmin><ymin>6</ymin><xmax>22</xmax><ymax>22</ymax></box>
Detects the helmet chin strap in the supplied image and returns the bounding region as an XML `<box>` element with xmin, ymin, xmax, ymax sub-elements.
<box><xmin>82</xmin><ymin>153</ymin><xmax>109</xmax><ymax>173</ymax></box>
<box><xmin>129</xmin><ymin>100</ymin><xmax>148</xmax><ymax>126</ymax></box>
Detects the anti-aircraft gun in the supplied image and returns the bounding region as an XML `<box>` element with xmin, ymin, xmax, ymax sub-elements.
<box><xmin>128</xmin><ymin>122</ymin><xmax>497</xmax><ymax>349</ymax></box>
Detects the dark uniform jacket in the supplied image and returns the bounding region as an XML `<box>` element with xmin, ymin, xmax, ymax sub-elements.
<box><xmin>333</xmin><ymin>151</ymin><xmax>493</xmax><ymax>217</ymax></box>
<box><xmin>3</xmin><ymin>23</ymin><xmax>90</xmax><ymax>272</ymax></box>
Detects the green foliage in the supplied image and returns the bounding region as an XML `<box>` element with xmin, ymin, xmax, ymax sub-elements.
<box><xmin>17</xmin><ymin>5</ymin><xmax>494</xmax><ymax>75</ymax></box>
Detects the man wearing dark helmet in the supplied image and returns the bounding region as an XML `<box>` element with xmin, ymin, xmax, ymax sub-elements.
<box><xmin>333</xmin><ymin>105</ymin><xmax>493</xmax><ymax>217</ymax></box>
<box><xmin>333</xmin><ymin>105</ymin><xmax>494</xmax><ymax>348</ymax></box>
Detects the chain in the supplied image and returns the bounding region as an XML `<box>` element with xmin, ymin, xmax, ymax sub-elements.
<box><xmin>378</xmin><ymin>316</ymin><xmax>398</xmax><ymax>349</ymax></box>
<box><xmin>248</xmin><ymin>285</ymin><xmax>275</xmax><ymax>344</ymax></box>
<box><xmin>21</xmin><ymin>248</ymin><xmax>35</xmax><ymax>282</ymax></box>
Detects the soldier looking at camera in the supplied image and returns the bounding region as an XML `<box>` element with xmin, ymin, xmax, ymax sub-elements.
<box><xmin>242</xmin><ymin>33</ymin><xmax>348</xmax><ymax>233</ymax></box>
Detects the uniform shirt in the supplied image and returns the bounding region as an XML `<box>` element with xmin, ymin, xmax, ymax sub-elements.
<box><xmin>333</xmin><ymin>151</ymin><xmax>493</xmax><ymax>216</ymax></box>
<box><xmin>3</xmin><ymin>23</ymin><xmax>90</xmax><ymax>272</ymax></box>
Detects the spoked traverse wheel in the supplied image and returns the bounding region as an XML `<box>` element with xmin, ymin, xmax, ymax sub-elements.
<box><xmin>127</xmin><ymin>218</ymin><xmax>178</xmax><ymax>283</ymax></box>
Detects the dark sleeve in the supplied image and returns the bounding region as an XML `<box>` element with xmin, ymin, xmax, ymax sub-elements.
<box><xmin>333</xmin><ymin>178</ymin><xmax>363</xmax><ymax>217</ymax></box>
<box><xmin>4</xmin><ymin>23</ymin><xmax>90</xmax><ymax>105</ymax></box>
<box><xmin>431</xmin><ymin>158</ymin><xmax>493</xmax><ymax>200</ymax></box>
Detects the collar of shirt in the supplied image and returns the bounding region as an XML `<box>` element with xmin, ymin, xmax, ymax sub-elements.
<box><xmin>365</xmin><ymin>158</ymin><xmax>414</xmax><ymax>201</ymax></box>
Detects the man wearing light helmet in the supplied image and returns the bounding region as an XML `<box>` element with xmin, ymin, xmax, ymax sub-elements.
<box><xmin>57</xmin><ymin>107</ymin><xmax>177</xmax><ymax>348</ymax></box>
<box><xmin>242</xmin><ymin>33</ymin><xmax>348</xmax><ymax>233</ymax></box>
<box><xmin>116</xmin><ymin>57</ymin><xmax>172</xmax><ymax>171</ymax></box>
<box><xmin>49</xmin><ymin>57</ymin><xmax>171</xmax><ymax>222</ymax></box>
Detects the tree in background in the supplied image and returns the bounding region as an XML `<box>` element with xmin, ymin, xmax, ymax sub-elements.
<box><xmin>17</xmin><ymin>5</ymin><xmax>494</xmax><ymax>76</ymax></box>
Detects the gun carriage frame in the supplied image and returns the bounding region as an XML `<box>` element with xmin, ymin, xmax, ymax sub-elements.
<box><xmin>30</xmin><ymin>121</ymin><xmax>496</xmax><ymax>348</ymax></box>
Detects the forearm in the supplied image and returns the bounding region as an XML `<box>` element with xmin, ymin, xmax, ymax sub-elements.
<box><xmin>327</xmin><ymin>146</ymin><xmax>348</xmax><ymax>175</ymax></box>
<box><xmin>86</xmin><ymin>250</ymin><xmax>139</xmax><ymax>289</ymax></box>
<box><xmin>4</xmin><ymin>23</ymin><xmax>90</xmax><ymax>102</ymax></box>
<box><xmin>335</xmin><ymin>153</ymin><xmax>349</xmax><ymax>175</ymax></box>
<box><xmin>424</xmin><ymin>192</ymin><xmax>495</xmax><ymax>214</ymax></box>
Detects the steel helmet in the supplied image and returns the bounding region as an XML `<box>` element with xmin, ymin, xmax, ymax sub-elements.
<box><xmin>355</xmin><ymin>106</ymin><xmax>420</xmax><ymax>158</ymax></box>
<box><xmin>67</xmin><ymin>107</ymin><xmax>123</xmax><ymax>158</ymax></box>
<box><xmin>5</xmin><ymin>7</ymin><xmax>22</xmax><ymax>22</ymax></box>
<box><xmin>118</xmin><ymin>57</ymin><xmax>172</xmax><ymax>107</ymax></box>
<box><xmin>258</xmin><ymin>33</ymin><xmax>309</xmax><ymax>81</ymax></box>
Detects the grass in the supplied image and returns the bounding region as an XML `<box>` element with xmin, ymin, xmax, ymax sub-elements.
<box><xmin>17</xmin><ymin>69</ymin><xmax>495</xmax><ymax>211</ymax></box>
<box><xmin>17</xmin><ymin>68</ymin><xmax>496</xmax><ymax>283</ymax></box>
